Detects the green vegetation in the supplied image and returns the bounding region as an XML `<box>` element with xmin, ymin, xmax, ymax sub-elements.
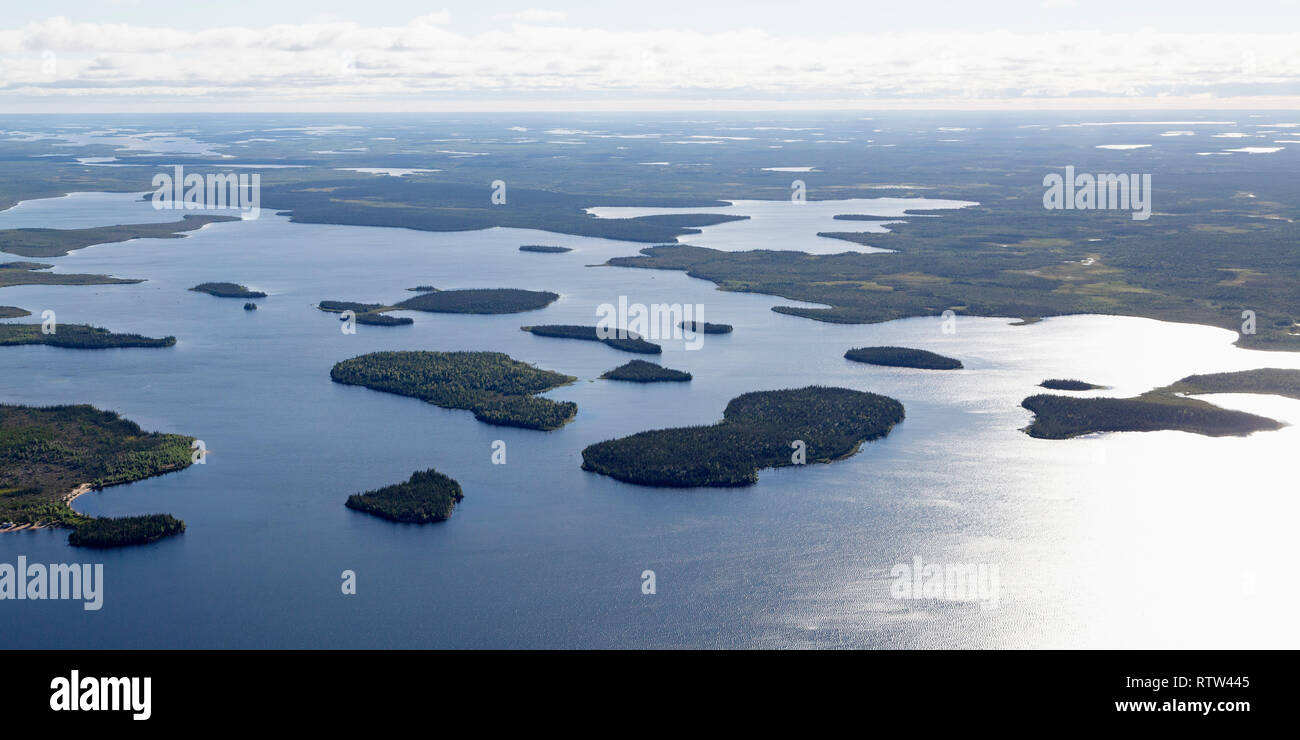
<box><xmin>519</xmin><ymin>245</ymin><xmax>572</xmax><ymax>253</ymax></box>
<box><xmin>1161</xmin><ymin>368</ymin><xmax>1300</xmax><ymax>400</ymax></box>
<box><xmin>330</xmin><ymin>350</ymin><xmax>577</xmax><ymax>430</ymax></box>
<box><xmin>407</xmin><ymin>285</ymin><xmax>436</xmax><ymax>292</ymax></box>
<box><xmin>581</xmin><ymin>386</ymin><xmax>904</xmax><ymax>487</ymax></box>
<box><xmin>0</xmin><ymin>404</ymin><xmax>194</xmax><ymax>530</ymax></box>
<box><xmin>601</xmin><ymin>360</ymin><xmax>692</xmax><ymax>383</ymax></box>
<box><xmin>0</xmin><ymin>306</ymin><xmax>30</xmax><ymax>318</ymax></box>
<box><xmin>1039</xmin><ymin>379</ymin><xmax>1104</xmax><ymax>391</ymax></box>
<box><xmin>345</xmin><ymin>469</ymin><xmax>464</xmax><ymax>523</ymax></box>
<box><xmin>191</xmin><ymin>282</ymin><xmax>267</xmax><ymax>298</ymax></box>
<box><xmin>393</xmin><ymin>288</ymin><xmax>558</xmax><ymax>314</ymax></box>
<box><xmin>1021</xmin><ymin>393</ymin><xmax>1282</xmax><ymax>439</ymax></box>
<box><xmin>0</xmin><ymin>215</ymin><xmax>238</xmax><ymax>258</ymax></box>
<box><xmin>243</xmin><ymin>302</ymin><xmax>257</xmax><ymax>311</ymax></box>
<box><xmin>679</xmin><ymin>320</ymin><xmax>732</xmax><ymax>334</ymax></box>
<box><xmin>357</xmin><ymin>313</ymin><xmax>412</xmax><ymax>326</ymax></box>
<box><xmin>522</xmin><ymin>324</ymin><xmax>661</xmax><ymax>354</ymax></box>
<box><xmin>68</xmin><ymin>514</ymin><xmax>186</xmax><ymax>548</ymax></box>
<box><xmin>0</xmin><ymin>261</ymin><xmax>142</xmax><ymax>290</ymax></box>
<box><xmin>319</xmin><ymin>300</ymin><xmax>385</xmax><ymax>313</ymax></box>
<box><xmin>0</xmin><ymin>323</ymin><xmax>175</xmax><ymax>349</ymax></box>
<box><xmin>845</xmin><ymin>346</ymin><xmax>963</xmax><ymax>370</ymax></box>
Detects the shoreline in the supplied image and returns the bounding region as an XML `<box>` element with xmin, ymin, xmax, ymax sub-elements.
<box><xmin>0</xmin><ymin>482</ymin><xmax>91</xmax><ymax>532</ymax></box>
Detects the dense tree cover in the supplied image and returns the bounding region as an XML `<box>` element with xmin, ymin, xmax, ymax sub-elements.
<box><xmin>581</xmin><ymin>386</ymin><xmax>904</xmax><ymax>487</ymax></box>
<box><xmin>345</xmin><ymin>469</ymin><xmax>464</xmax><ymax>523</ymax></box>
<box><xmin>190</xmin><ymin>282</ymin><xmax>267</xmax><ymax>298</ymax></box>
<box><xmin>679</xmin><ymin>321</ymin><xmax>732</xmax><ymax>334</ymax></box>
<box><xmin>0</xmin><ymin>215</ymin><xmax>237</xmax><ymax>258</ymax></box>
<box><xmin>0</xmin><ymin>305</ymin><xmax>30</xmax><ymax>318</ymax></box>
<box><xmin>1020</xmin><ymin>393</ymin><xmax>1282</xmax><ymax>439</ymax></box>
<box><xmin>519</xmin><ymin>245</ymin><xmax>572</xmax><ymax>253</ymax></box>
<box><xmin>1162</xmin><ymin>368</ymin><xmax>1300</xmax><ymax>401</ymax></box>
<box><xmin>601</xmin><ymin>360</ymin><xmax>692</xmax><ymax>382</ymax></box>
<box><xmin>243</xmin><ymin>302</ymin><xmax>257</xmax><ymax>311</ymax></box>
<box><xmin>319</xmin><ymin>300</ymin><xmax>385</xmax><ymax>313</ymax></box>
<box><xmin>522</xmin><ymin>324</ymin><xmax>662</xmax><ymax>354</ymax></box>
<box><xmin>844</xmin><ymin>346</ymin><xmax>963</xmax><ymax>370</ymax></box>
<box><xmin>356</xmin><ymin>313</ymin><xmax>412</xmax><ymax>326</ymax></box>
<box><xmin>68</xmin><ymin>514</ymin><xmax>186</xmax><ymax>548</ymax></box>
<box><xmin>330</xmin><ymin>350</ymin><xmax>577</xmax><ymax>430</ymax></box>
<box><xmin>1039</xmin><ymin>379</ymin><xmax>1103</xmax><ymax>391</ymax></box>
<box><xmin>0</xmin><ymin>404</ymin><xmax>195</xmax><ymax>528</ymax></box>
<box><xmin>407</xmin><ymin>285</ymin><xmax>437</xmax><ymax>292</ymax></box>
<box><xmin>0</xmin><ymin>260</ymin><xmax>141</xmax><ymax>289</ymax></box>
<box><xmin>0</xmin><ymin>323</ymin><xmax>175</xmax><ymax>349</ymax></box>
<box><xmin>317</xmin><ymin>300</ymin><xmax>413</xmax><ymax>325</ymax></box>
<box><xmin>394</xmin><ymin>288</ymin><xmax>559</xmax><ymax>314</ymax></box>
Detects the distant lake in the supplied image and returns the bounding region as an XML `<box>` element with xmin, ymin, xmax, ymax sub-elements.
<box><xmin>2</xmin><ymin>191</ymin><xmax>1298</xmax><ymax>648</ymax></box>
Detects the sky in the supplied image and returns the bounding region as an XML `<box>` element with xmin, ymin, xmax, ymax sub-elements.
<box><xmin>1</xmin><ymin>2</ymin><xmax>1299</xmax><ymax>112</ymax></box>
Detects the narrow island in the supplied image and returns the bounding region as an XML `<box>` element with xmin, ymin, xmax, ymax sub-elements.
<box><xmin>0</xmin><ymin>215</ymin><xmax>239</xmax><ymax>258</ymax></box>
<box><xmin>601</xmin><ymin>360</ymin><xmax>692</xmax><ymax>383</ymax></box>
<box><xmin>190</xmin><ymin>282</ymin><xmax>267</xmax><ymax>299</ymax></box>
<box><xmin>0</xmin><ymin>404</ymin><xmax>194</xmax><ymax>546</ymax></box>
<box><xmin>522</xmin><ymin>324</ymin><xmax>662</xmax><ymax>354</ymax></box>
<box><xmin>1</xmin><ymin>261</ymin><xmax>143</xmax><ymax>290</ymax></box>
<box><xmin>519</xmin><ymin>245</ymin><xmax>572</xmax><ymax>254</ymax></box>
<box><xmin>345</xmin><ymin>469</ymin><xmax>464</xmax><ymax>523</ymax></box>
<box><xmin>330</xmin><ymin>350</ymin><xmax>578</xmax><ymax>430</ymax></box>
<box><xmin>581</xmin><ymin>386</ymin><xmax>905</xmax><ymax>487</ymax></box>
<box><xmin>407</xmin><ymin>285</ymin><xmax>437</xmax><ymax>292</ymax></box>
<box><xmin>679</xmin><ymin>321</ymin><xmax>733</xmax><ymax>334</ymax></box>
<box><xmin>0</xmin><ymin>323</ymin><xmax>175</xmax><ymax>349</ymax></box>
<box><xmin>317</xmin><ymin>288</ymin><xmax>558</xmax><ymax>325</ymax></box>
<box><xmin>845</xmin><ymin>346</ymin><xmax>963</xmax><ymax>370</ymax></box>
<box><xmin>1039</xmin><ymin>379</ymin><xmax>1105</xmax><ymax>391</ymax></box>
<box><xmin>0</xmin><ymin>306</ymin><xmax>31</xmax><ymax>318</ymax></box>
<box><xmin>1161</xmin><ymin>368</ymin><xmax>1300</xmax><ymax>400</ymax></box>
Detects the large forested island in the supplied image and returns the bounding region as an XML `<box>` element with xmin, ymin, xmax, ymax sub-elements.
<box><xmin>845</xmin><ymin>346</ymin><xmax>963</xmax><ymax>370</ymax></box>
<box><xmin>581</xmin><ymin>386</ymin><xmax>905</xmax><ymax>487</ymax></box>
<box><xmin>1020</xmin><ymin>393</ymin><xmax>1282</xmax><ymax>439</ymax></box>
<box><xmin>522</xmin><ymin>324</ymin><xmax>662</xmax><ymax>354</ymax></box>
<box><xmin>0</xmin><ymin>404</ymin><xmax>194</xmax><ymax>545</ymax></box>
<box><xmin>601</xmin><ymin>360</ymin><xmax>692</xmax><ymax>383</ymax></box>
<box><xmin>191</xmin><ymin>282</ymin><xmax>267</xmax><ymax>298</ymax></box>
<box><xmin>330</xmin><ymin>350</ymin><xmax>578</xmax><ymax>430</ymax></box>
<box><xmin>0</xmin><ymin>323</ymin><xmax>176</xmax><ymax>349</ymax></box>
<box><xmin>1161</xmin><ymin>368</ymin><xmax>1300</xmax><ymax>400</ymax></box>
<box><xmin>0</xmin><ymin>215</ymin><xmax>238</xmax><ymax>258</ymax></box>
<box><xmin>345</xmin><ymin>469</ymin><xmax>464</xmax><ymax>523</ymax></box>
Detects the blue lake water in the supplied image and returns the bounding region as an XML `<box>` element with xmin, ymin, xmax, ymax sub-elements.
<box><xmin>2</xmin><ymin>192</ymin><xmax>1299</xmax><ymax>648</ymax></box>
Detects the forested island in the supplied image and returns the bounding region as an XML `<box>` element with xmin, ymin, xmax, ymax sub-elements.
<box><xmin>394</xmin><ymin>288</ymin><xmax>559</xmax><ymax>314</ymax></box>
<box><xmin>519</xmin><ymin>245</ymin><xmax>572</xmax><ymax>253</ymax></box>
<box><xmin>601</xmin><ymin>360</ymin><xmax>692</xmax><ymax>382</ymax></box>
<box><xmin>68</xmin><ymin>514</ymin><xmax>186</xmax><ymax>548</ymax></box>
<box><xmin>581</xmin><ymin>386</ymin><xmax>905</xmax><ymax>487</ymax></box>
<box><xmin>330</xmin><ymin>350</ymin><xmax>578</xmax><ymax>430</ymax></box>
<box><xmin>1039</xmin><ymin>379</ymin><xmax>1105</xmax><ymax>391</ymax></box>
<box><xmin>407</xmin><ymin>285</ymin><xmax>436</xmax><ymax>292</ymax></box>
<box><xmin>1</xmin><ymin>260</ymin><xmax>142</xmax><ymax>290</ymax></box>
<box><xmin>0</xmin><ymin>215</ymin><xmax>238</xmax><ymax>258</ymax></box>
<box><xmin>345</xmin><ymin>469</ymin><xmax>464</xmax><ymax>523</ymax></box>
<box><xmin>679</xmin><ymin>321</ymin><xmax>733</xmax><ymax>334</ymax></box>
<box><xmin>244</xmin><ymin>302</ymin><xmax>257</xmax><ymax>311</ymax></box>
<box><xmin>0</xmin><ymin>306</ymin><xmax>30</xmax><ymax>318</ymax></box>
<box><xmin>522</xmin><ymin>324</ymin><xmax>662</xmax><ymax>354</ymax></box>
<box><xmin>845</xmin><ymin>346</ymin><xmax>963</xmax><ymax>370</ymax></box>
<box><xmin>1161</xmin><ymin>368</ymin><xmax>1300</xmax><ymax>400</ymax></box>
<box><xmin>1020</xmin><ymin>393</ymin><xmax>1282</xmax><ymax>439</ymax></box>
<box><xmin>0</xmin><ymin>404</ymin><xmax>194</xmax><ymax>542</ymax></box>
<box><xmin>191</xmin><ymin>282</ymin><xmax>267</xmax><ymax>298</ymax></box>
<box><xmin>0</xmin><ymin>323</ymin><xmax>176</xmax><ymax>349</ymax></box>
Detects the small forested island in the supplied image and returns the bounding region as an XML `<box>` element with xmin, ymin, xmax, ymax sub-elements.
<box><xmin>519</xmin><ymin>245</ymin><xmax>572</xmax><ymax>253</ymax></box>
<box><xmin>679</xmin><ymin>320</ymin><xmax>733</xmax><ymax>334</ymax></box>
<box><xmin>601</xmin><ymin>360</ymin><xmax>692</xmax><ymax>383</ymax></box>
<box><xmin>345</xmin><ymin>469</ymin><xmax>464</xmax><ymax>523</ymax></box>
<box><xmin>331</xmin><ymin>350</ymin><xmax>577</xmax><ymax>430</ymax></box>
<box><xmin>1020</xmin><ymin>393</ymin><xmax>1282</xmax><ymax>439</ymax></box>
<box><xmin>522</xmin><ymin>324</ymin><xmax>662</xmax><ymax>354</ymax></box>
<box><xmin>1039</xmin><ymin>379</ymin><xmax>1105</xmax><ymax>391</ymax></box>
<box><xmin>1161</xmin><ymin>368</ymin><xmax>1300</xmax><ymax>400</ymax></box>
<box><xmin>0</xmin><ymin>215</ymin><xmax>239</xmax><ymax>258</ymax></box>
<box><xmin>407</xmin><ymin>285</ymin><xmax>436</xmax><ymax>292</ymax></box>
<box><xmin>394</xmin><ymin>288</ymin><xmax>559</xmax><ymax>314</ymax></box>
<box><xmin>845</xmin><ymin>346</ymin><xmax>963</xmax><ymax>370</ymax></box>
<box><xmin>191</xmin><ymin>282</ymin><xmax>267</xmax><ymax>299</ymax></box>
<box><xmin>0</xmin><ymin>404</ymin><xmax>194</xmax><ymax>543</ymax></box>
<box><xmin>0</xmin><ymin>305</ymin><xmax>31</xmax><ymax>318</ymax></box>
<box><xmin>67</xmin><ymin>514</ymin><xmax>186</xmax><ymax>548</ymax></box>
<box><xmin>581</xmin><ymin>386</ymin><xmax>905</xmax><ymax>487</ymax></box>
<box><xmin>1</xmin><ymin>260</ymin><xmax>142</xmax><ymax>290</ymax></box>
<box><xmin>0</xmin><ymin>323</ymin><xmax>175</xmax><ymax>349</ymax></box>
<box><xmin>317</xmin><ymin>300</ymin><xmax>414</xmax><ymax>326</ymax></box>
<box><xmin>244</xmin><ymin>302</ymin><xmax>257</xmax><ymax>311</ymax></box>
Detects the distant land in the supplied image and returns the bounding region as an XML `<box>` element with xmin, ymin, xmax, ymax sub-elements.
<box><xmin>1</xmin><ymin>261</ymin><xmax>142</xmax><ymax>290</ymax></box>
<box><xmin>0</xmin><ymin>215</ymin><xmax>238</xmax><ymax>258</ymax></box>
